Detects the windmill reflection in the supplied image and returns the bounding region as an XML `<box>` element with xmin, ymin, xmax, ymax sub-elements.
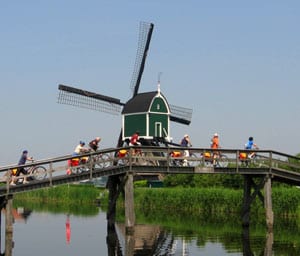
<box><xmin>107</xmin><ymin>222</ymin><xmax>179</xmax><ymax>256</ymax></box>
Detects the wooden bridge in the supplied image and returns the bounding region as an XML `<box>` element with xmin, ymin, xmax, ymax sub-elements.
<box><xmin>0</xmin><ymin>146</ymin><xmax>299</xmax><ymax>231</ymax></box>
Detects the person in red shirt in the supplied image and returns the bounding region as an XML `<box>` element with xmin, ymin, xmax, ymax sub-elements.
<box><xmin>129</xmin><ymin>131</ymin><xmax>141</xmax><ymax>146</ymax></box>
<box><xmin>129</xmin><ymin>131</ymin><xmax>141</xmax><ymax>156</ymax></box>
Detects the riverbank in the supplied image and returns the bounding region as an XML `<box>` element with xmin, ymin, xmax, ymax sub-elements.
<box><xmin>13</xmin><ymin>185</ymin><xmax>300</xmax><ymax>217</ymax></box>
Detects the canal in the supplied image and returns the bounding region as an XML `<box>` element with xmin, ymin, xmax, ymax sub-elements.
<box><xmin>1</xmin><ymin>204</ymin><xmax>300</xmax><ymax>255</ymax></box>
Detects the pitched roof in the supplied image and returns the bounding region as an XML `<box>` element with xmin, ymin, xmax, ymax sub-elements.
<box><xmin>122</xmin><ymin>91</ymin><xmax>158</xmax><ymax>114</ymax></box>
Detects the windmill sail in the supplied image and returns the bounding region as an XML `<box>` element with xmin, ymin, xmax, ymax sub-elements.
<box><xmin>57</xmin><ymin>84</ymin><xmax>123</xmax><ymax>115</ymax></box>
<box><xmin>169</xmin><ymin>104</ymin><xmax>193</xmax><ymax>125</ymax></box>
<box><xmin>117</xmin><ymin>22</ymin><xmax>154</xmax><ymax>147</ymax></box>
<box><xmin>130</xmin><ymin>22</ymin><xmax>154</xmax><ymax>97</ymax></box>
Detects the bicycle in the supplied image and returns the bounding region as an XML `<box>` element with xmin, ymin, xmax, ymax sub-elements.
<box><xmin>169</xmin><ymin>150</ymin><xmax>200</xmax><ymax>167</ymax></box>
<box><xmin>92</xmin><ymin>152</ymin><xmax>112</xmax><ymax>169</ymax></box>
<box><xmin>239</xmin><ymin>149</ymin><xmax>262</xmax><ymax>167</ymax></box>
<box><xmin>10</xmin><ymin>160</ymin><xmax>47</xmax><ymax>184</ymax></box>
<box><xmin>116</xmin><ymin>148</ymin><xmax>159</xmax><ymax>166</ymax></box>
<box><xmin>200</xmin><ymin>151</ymin><xmax>229</xmax><ymax>167</ymax></box>
<box><xmin>68</xmin><ymin>156</ymin><xmax>90</xmax><ymax>174</ymax></box>
<box><xmin>67</xmin><ymin>149</ymin><xmax>113</xmax><ymax>175</ymax></box>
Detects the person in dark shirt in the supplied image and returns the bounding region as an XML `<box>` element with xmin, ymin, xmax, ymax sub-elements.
<box><xmin>180</xmin><ymin>134</ymin><xmax>192</xmax><ymax>166</ymax></box>
<box><xmin>89</xmin><ymin>137</ymin><xmax>101</xmax><ymax>152</ymax></box>
<box><xmin>180</xmin><ymin>134</ymin><xmax>192</xmax><ymax>148</ymax></box>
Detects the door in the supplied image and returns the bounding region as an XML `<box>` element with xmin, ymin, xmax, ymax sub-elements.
<box><xmin>155</xmin><ymin>122</ymin><xmax>162</xmax><ymax>137</ymax></box>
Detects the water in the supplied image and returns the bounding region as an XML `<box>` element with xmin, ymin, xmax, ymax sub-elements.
<box><xmin>1</xmin><ymin>207</ymin><xmax>300</xmax><ymax>255</ymax></box>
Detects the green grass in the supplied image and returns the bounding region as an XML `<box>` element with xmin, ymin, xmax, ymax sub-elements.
<box><xmin>13</xmin><ymin>184</ymin><xmax>108</xmax><ymax>216</ymax></box>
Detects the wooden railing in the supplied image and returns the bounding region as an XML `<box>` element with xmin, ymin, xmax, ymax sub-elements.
<box><xmin>0</xmin><ymin>146</ymin><xmax>299</xmax><ymax>195</ymax></box>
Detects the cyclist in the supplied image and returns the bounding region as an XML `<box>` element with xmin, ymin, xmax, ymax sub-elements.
<box><xmin>210</xmin><ymin>133</ymin><xmax>220</xmax><ymax>166</ymax></box>
<box><xmin>129</xmin><ymin>131</ymin><xmax>141</xmax><ymax>146</ymax></box>
<box><xmin>89</xmin><ymin>137</ymin><xmax>101</xmax><ymax>152</ymax></box>
<box><xmin>180</xmin><ymin>134</ymin><xmax>192</xmax><ymax>166</ymax></box>
<box><xmin>72</xmin><ymin>141</ymin><xmax>89</xmax><ymax>156</ymax></box>
<box><xmin>181</xmin><ymin>134</ymin><xmax>192</xmax><ymax>147</ymax></box>
<box><xmin>129</xmin><ymin>131</ymin><xmax>142</xmax><ymax>156</ymax></box>
<box><xmin>67</xmin><ymin>141</ymin><xmax>90</xmax><ymax>175</ymax></box>
<box><xmin>245</xmin><ymin>137</ymin><xmax>259</xmax><ymax>158</ymax></box>
<box><xmin>10</xmin><ymin>150</ymin><xmax>33</xmax><ymax>185</ymax></box>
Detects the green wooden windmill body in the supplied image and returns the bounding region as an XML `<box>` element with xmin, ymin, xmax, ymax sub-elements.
<box><xmin>122</xmin><ymin>90</ymin><xmax>170</xmax><ymax>142</ymax></box>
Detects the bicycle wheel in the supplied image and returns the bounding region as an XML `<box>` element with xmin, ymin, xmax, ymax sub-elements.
<box><xmin>117</xmin><ymin>152</ymin><xmax>129</xmax><ymax>166</ymax></box>
<box><xmin>188</xmin><ymin>153</ymin><xmax>201</xmax><ymax>167</ymax></box>
<box><xmin>217</xmin><ymin>155</ymin><xmax>229</xmax><ymax>167</ymax></box>
<box><xmin>251</xmin><ymin>154</ymin><xmax>266</xmax><ymax>167</ymax></box>
<box><xmin>95</xmin><ymin>153</ymin><xmax>112</xmax><ymax>169</ymax></box>
<box><xmin>31</xmin><ymin>166</ymin><xmax>47</xmax><ymax>180</ymax></box>
<box><xmin>140</xmin><ymin>152</ymin><xmax>159</xmax><ymax>166</ymax></box>
<box><xmin>169</xmin><ymin>158</ymin><xmax>181</xmax><ymax>167</ymax></box>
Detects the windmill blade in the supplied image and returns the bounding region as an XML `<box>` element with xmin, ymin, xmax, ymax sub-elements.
<box><xmin>130</xmin><ymin>22</ymin><xmax>154</xmax><ymax>97</ymax></box>
<box><xmin>169</xmin><ymin>104</ymin><xmax>193</xmax><ymax>125</ymax></box>
<box><xmin>57</xmin><ymin>84</ymin><xmax>124</xmax><ymax>115</ymax></box>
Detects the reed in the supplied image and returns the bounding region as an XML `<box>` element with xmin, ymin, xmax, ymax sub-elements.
<box><xmin>132</xmin><ymin>187</ymin><xmax>300</xmax><ymax>216</ymax></box>
<box><xmin>13</xmin><ymin>184</ymin><xmax>300</xmax><ymax>217</ymax></box>
<box><xmin>14</xmin><ymin>184</ymin><xmax>101</xmax><ymax>204</ymax></box>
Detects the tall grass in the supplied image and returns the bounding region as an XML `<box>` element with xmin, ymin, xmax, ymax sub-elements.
<box><xmin>14</xmin><ymin>184</ymin><xmax>100</xmax><ymax>203</ymax></box>
<box><xmin>13</xmin><ymin>184</ymin><xmax>106</xmax><ymax>215</ymax></box>
<box><xmin>132</xmin><ymin>187</ymin><xmax>300</xmax><ymax>217</ymax></box>
<box><xmin>13</xmin><ymin>184</ymin><xmax>300</xmax><ymax>217</ymax></box>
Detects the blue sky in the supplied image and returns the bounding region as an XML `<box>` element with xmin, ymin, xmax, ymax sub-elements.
<box><xmin>1</xmin><ymin>1</ymin><xmax>299</xmax><ymax>165</ymax></box>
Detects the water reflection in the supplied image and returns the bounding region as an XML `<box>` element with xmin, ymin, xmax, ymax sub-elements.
<box><xmin>1</xmin><ymin>203</ymin><xmax>300</xmax><ymax>255</ymax></box>
<box><xmin>105</xmin><ymin>222</ymin><xmax>275</xmax><ymax>256</ymax></box>
<box><xmin>11</xmin><ymin>208</ymin><xmax>32</xmax><ymax>223</ymax></box>
<box><xmin>107</xmin><ymin>223</ymin><xmax>177</xmax><ymax>256</ymax></box>
<box><xmin>65</xmin><ymin>215</ymin><xmax>71</xmax><ymax>245</ymax></box>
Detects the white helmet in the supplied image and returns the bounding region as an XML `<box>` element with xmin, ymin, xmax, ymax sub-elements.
<box><xmin>214</xmin><ymin>133</ymin><xmax>218</xmax><ymax>137</ymax></box>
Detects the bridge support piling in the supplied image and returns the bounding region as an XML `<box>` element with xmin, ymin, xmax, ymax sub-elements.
<box><xmin>242</xmin><ymin>175</ymin><xmax>274</xmax><ymax>230</ymax></box>
<box><xmin>242</xmin><ymin>175</ymin><xmax>251</xmax><ymax>227</ymax></box>
<box><xmin>264</xmin><ymin>176</ymin><xmax>274</xmax><ymax>231</ymax></box>
<box><xmin>125</xmin><ymin>172</ymin><xmax>135</xmax><ymax>234</ymax></box>
<box><xmin>107</xmin><ymin>176</ymin><xmax>122</xmax><ymax>229</ymax></box>
<box><xmin>5</xmin><ymin>197</ymin><xmax>13</xmax><ymax>256</ymax></box>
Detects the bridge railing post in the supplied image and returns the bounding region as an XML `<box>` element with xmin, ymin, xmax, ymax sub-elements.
<box><xmin>5</xmin><ymin>170</ymin><xmax>12</xmax><ymax>195</ymax></box>
<box><xmin>49</xmin><ymin>162</ymin><xmax>53</xmax><ymax>187</ymax></box>
<box><xmin>89</xmin><ymin>154</ymin><xmax>94</xmax><ymax>180</ymax></box>
<box><xmin>129</xmin><ymin>147</ymin><xmax>133</xmax><ymax>171</ymax></box>
<box><xmin>269</xmin><ymin>151</ymin><xmax>273</xmax><ymax>173</ymax></box>
<box><xmin>236</xmin><ymin>150</ymin><xmax>240</xmax><ymax>173</ymax></box>
<box><xmin>166</xmin><ymin>147</ymin><xmax>170</xmax><ymax>171</ymax></box>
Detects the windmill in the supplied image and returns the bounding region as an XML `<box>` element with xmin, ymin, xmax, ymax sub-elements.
<box><xmin>57</xmin><ymin>22</ymin><xmax>192</xmax><ymax>147</ymax></box>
